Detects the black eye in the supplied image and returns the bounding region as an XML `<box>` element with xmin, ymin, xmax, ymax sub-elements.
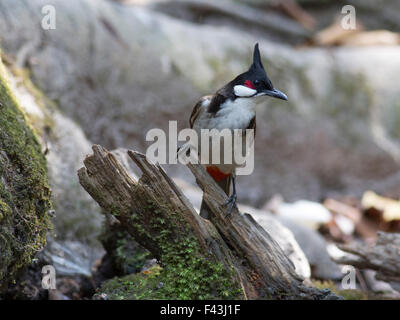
<box><xmin>254</xmin><ymin>80</ymin><xmax>260</xmax><ymax>86</ymax></box>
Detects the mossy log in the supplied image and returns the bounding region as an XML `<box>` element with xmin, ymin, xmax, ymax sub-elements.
<box><xmin>78</xmin><ymin>145</ymin><xmax>337</xmax><ymax>299</ymax></box>
<box><xmin>0</xmin><ymin>58</ymin><xmax>51</xmax><ymax>290</ymax></box>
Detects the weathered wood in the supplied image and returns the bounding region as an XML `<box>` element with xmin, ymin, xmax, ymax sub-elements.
<box><xmin>186</xmin><ymin>162</ymin><xmax>335</xmax><ymax>299</ymax></box>
<box><xmin>334</xmin><ymin>232</ymin><xmax>400</xmax><ymax>287</ymax></box>
<box><xmin>78</xmin><ymin>145</ymin><xmax>251</xmax><ymax>298</ymax></box>
<box><xmin>78</xmin><ymin>145</ymin><xmax>337</xmax><ymax>299</ymax></box>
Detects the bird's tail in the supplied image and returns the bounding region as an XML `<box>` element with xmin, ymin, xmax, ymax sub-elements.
<box><xmin>199</xmin><ymin>174</ymin><xmax>231</xmax><ymax>219</ymax></box>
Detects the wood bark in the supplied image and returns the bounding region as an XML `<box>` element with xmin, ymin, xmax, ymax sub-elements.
<box><xmin>334</xmin><ymin>232</ymin><xmax>400</xmax><ymax>285</ymax></box>
<box><xmin>78</xmin><ymin>145</ymin><xmax>338</xmax><ymax>299</ymax></box>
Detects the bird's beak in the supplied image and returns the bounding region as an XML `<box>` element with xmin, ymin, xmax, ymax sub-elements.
<box><xmin>261</xmin><ymin>88</ymin><xmax>288</xmax><ymax>101</ymax></box>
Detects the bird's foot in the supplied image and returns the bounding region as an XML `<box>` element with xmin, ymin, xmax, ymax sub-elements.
<box><xmin>223</xmin><ymin>193</ymin><xmax>237</xmax><ymax>216</ymax></box>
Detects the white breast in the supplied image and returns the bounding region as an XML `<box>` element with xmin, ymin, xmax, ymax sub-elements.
<box><xmin>192</xmin><ymin>97</ymin><xmax>256</xmax><ymax>131</ymax></box>
<box><xmin>213</xmin><ymin>98</ymin><xmax>256</xmax><ymax>130</ymax></box>
<box><xmin>191</xmin><ymin>97</ymin><xmax>255</xmax><ymax>173</ymax></box>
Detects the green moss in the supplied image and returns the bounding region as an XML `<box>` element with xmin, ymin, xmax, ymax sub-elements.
<box><xmin>114</xmin><ymin>238</ymin><xmax>150</xmax><ymax>274</ymax></box>
<box><xmin>99</xmin><ymin>218</ymin><xmax>151</xmax><ymax>275</ymax></box>
<box><xmin>155</xmin><ymin>236</ymin><xmax>241</xmax><ymax>300</ymax></box>
<box><xmin>312</xmin><ymin>280</ymin><xmax>367</xmax><ymax>300</ymax></box>
<box><xmin>0</xmin><ymin>57</ymin><xmax>52</xmax><ymax>289</ymax></box>
<box><xmin>151</xmin><ymin>200</ymin><xmax>242</xmax><ymax>299</ymax></box>
<box><xmin>98</xmin><ymin>241</ymin><xmax>242</xmax><ymax>300</ymax></box>
<box><xmin>97</xmin><ymin>198</ymin><xmax>243</xmax><ymax>300</ymax></box>
<box><xmin>0</xmin><ymin>200</ymin><xmax>11</xmax><ymax>222</ymax></box>
<box><xmin>96</xmin><ymin>265</ymin><xmax>163</xmax><ymax>300</ymax></box>
<box><xmin>6</xmin><ymin>64</ymin><xmax>56</xmax><ymax>139</ymax></box>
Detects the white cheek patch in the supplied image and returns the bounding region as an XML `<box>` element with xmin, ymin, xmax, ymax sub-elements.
<box><xmin>234</xmin><ymin>85</ymin><xmax>256</xmax><ymax>97</ymax></box>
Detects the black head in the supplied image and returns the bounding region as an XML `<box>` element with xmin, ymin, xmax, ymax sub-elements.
<box><xmin>230</xmin><ymin>43</ymin><xmax>288</xmax><ymax>101</ymax></box>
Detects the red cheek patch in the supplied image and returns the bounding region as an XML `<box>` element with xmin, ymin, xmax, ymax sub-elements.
<box><xmin>244</xmin><ymin>80</ymin><xmax>255</xmax><ymax>89</ymax></box>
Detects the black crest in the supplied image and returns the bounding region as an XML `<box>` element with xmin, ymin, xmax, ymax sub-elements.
<box><xmin>212</xmin><ymin>42</ymin><xmax>287</xmax><ymax>106</ymax></box>
<box><xmin>251</xmin><ymin>43</ymin><xmax>264</xmax><ymax>70</ymax></box>
<box><xmin>245</xmin><ymin>43</ymin><xmax>272</xmax><ymax>89</ymax></box>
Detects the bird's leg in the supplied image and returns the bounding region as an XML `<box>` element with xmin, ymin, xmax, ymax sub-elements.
<box><xmin>224</xmin><ymin>174</ymin><xmax>237</xmax><ymax>215</ymax></box>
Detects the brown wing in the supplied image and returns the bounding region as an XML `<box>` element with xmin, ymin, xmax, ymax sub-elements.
<box><xmin>189</xmin><ymin>95</ymin><xmax>212</xmax><ymax>128</ymax></box>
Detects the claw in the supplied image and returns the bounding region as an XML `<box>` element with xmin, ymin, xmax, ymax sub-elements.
<box><xmin>222</xmin><ymin>174</ymin><xmax>238</xmax><ymax>217</ymax></box>
<box><xmin>223</xmin><ymin>194</ymin><xmax>237</xmax><ymax>216</ymax></box>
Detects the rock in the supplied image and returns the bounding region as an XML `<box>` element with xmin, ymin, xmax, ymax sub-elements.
<box><xmin>2</xmin><ymin>0</ymin><xmax>400</xmax><ymax>205</ymax></box>
<box><xmin>3</xmin><ymin>57</ymin><xmax>105</xmax><ymax>277</ymax></box>
<box><xmin>42</xmin><ymin>237</ymin><xmax>96</xmax><ymax>277</ymax></box>
<box><xmin>141</xmin><ymin>259</ymin><xmax>158</xmax><ymax>273</ymax></box>
<box><xmin>333</xmin><ymin>214</ymin><xmax>355</xmax><ymax>236</ymax></box>
<box><xmin>389</xmin><ymin>282</ymin><xmax>400</xmax><ymax>293</ymax></box>
<box><xmin>301</xmin><ymin>0</ymin><xmax>400</xmax><ymax>33</ymax></box>
<box><xmin>99</xmin><ymin>213</ymin><xmax>151</xmax><ymax>276</ymax></box>
<box><xmin>0</xmin><ymin>57</ymin><xmax>52</xmax><ymax>290</ymax></box>
<box><xmin>173</xmin><ymin>177</ymin><xmax>203</xmax><ymax>211</ymax></box>
<box><xmin>363</xmin><ymin>270</ymin><xmax>399</xmax><ymax>296</ymax></box>
<box><xmin>0</xmin><ymin>253</ymin><xmax>50</xmax><ymax>300</ymax></box>
<box><xmin>45</xmin><ymin>111</ymin><xmax>103</xmax><ymax>245</ymax></box>
<box><xmin>276</xmin><ymin>216</ymin><xmax>343</xmax><ymax>280</ymax></box>
<box><xmin>267</xmin><ymin>198</ymin><xmax>332</xmax><ymax>230</ymax></box>
<box><xmin>48</xmin><ymin>289</ymin><xmax>70</xmax><ymax>301</ymax></box>
<box><xmin>93</xmin><ymin>292</ymin><xmax>108</xmax><ymax>300</ymax></box>
<box><xmin>2</xmin><ymin>241</ymin><xmax>99</xmax><ymax>300</ymax></box>
<box><xmin>151</xmin><ymin>0</ymin><xmax>310</xmax><ymax>45</ymax></box>
<box><xmin>240</xmin><ymin>205</ymin><xmax>311</xmax><ymax>279</ymax></box>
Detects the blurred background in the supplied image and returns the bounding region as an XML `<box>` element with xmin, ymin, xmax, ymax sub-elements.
<box><xmin>1</xmin><ymin>0</ymin><xmax>400</xmax><ymax>299</ymax></box>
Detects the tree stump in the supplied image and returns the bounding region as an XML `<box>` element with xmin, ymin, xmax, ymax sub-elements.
<box><xmin>78</xmin><ymin>145</ymin><xmax>338</xmax><ymax>299</ymax></box>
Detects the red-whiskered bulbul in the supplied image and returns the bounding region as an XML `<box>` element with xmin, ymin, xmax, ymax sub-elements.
<box><xmin>189</xmin><ymin>43</ymin><xmax>288</xmax><ymax>219</ymax></box>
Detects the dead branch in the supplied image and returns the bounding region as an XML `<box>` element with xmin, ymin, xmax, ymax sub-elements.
<box><xmin>78</xmin><ymin>145</ymin><xmax>338</xmax><ymax>299</ymax></box>
<box><xmin>334</xmin><ymin>232</ymin><xmax>400</xmax><ymax>284</ymax></box>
